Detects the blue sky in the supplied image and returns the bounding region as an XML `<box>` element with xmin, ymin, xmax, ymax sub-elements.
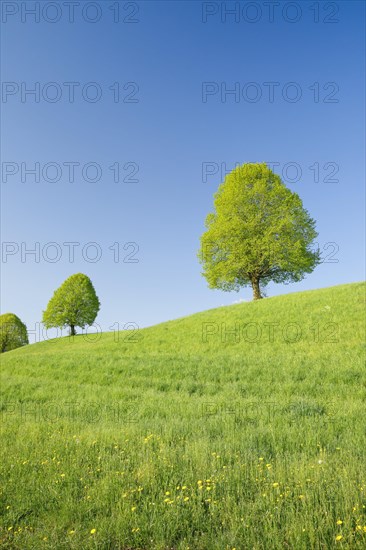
<box><xmin>1</xmin><ymin>0</ymin><xmax>365</xmax><ymax>339</ymax></box>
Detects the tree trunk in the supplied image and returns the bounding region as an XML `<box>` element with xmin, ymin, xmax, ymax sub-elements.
<box><xmin>70</xmin><ymin>325</ymin><xmax>76</xmax><ymax>336</ymax></box>
<box><xmin>251</xmin><ymin>277</ymin><xmax>262</xmax><ymax>300</ymax></box>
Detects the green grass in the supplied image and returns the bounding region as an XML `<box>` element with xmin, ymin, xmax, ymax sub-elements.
<box><xmin>0</xmin><ymin>282</ymin><xmax>365</xmax><ymax>549</ymax></box>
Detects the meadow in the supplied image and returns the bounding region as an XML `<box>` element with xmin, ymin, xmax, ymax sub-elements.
<box><xmin>0</xmin><ymin>282</ymin><xmax>365</xmax><ymax>549</ymax></box>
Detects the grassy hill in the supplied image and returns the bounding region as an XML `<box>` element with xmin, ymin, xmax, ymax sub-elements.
<box><xmin>1</xmin><ymin>282</ymin><xmax>365</xmax><ymax>549</ymax></box>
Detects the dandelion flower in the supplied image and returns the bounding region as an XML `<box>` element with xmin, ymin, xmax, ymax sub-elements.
<box><xmin>90</xmin><ymin>528</ymin><xmax>96</xmax><ymax>535</ymax></box>
<box><xmin>335</xmin><ymin>535</ymin><xmax>343</xmax><ymax>541</ymax></box>
<box><xmin>337</xmin><ymin>520</ymin><xmax>343</xmax><ymax>525</ymax></box>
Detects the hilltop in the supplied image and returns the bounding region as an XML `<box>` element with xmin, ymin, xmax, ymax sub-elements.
<box><xmin>0</xmin><ymin>282</ymin><xmax>365</xmax><ymax>549</ymax></box>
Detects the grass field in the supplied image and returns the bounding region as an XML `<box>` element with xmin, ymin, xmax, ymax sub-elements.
<box><xmin>0</xmin><ymin>282</ymin><xmax>365</xmax><ymax>549</ymax></box>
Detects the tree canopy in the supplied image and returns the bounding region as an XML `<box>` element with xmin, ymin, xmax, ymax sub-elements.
<box><xmin>0</xmin><ymin>313</ymin><xmax>29</xmax><ymax>353</ymax></box>
<box><xmin>42</xmin><ymin>273</ymin><xmax>100</xmax><ymax>336</ymax></box>
<box><xmin>198</xmin><ymin>163</ymin><xmax>320</xmax><ymax>300</ymax></box>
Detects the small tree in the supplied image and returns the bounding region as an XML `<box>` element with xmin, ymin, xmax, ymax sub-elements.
<box><xmin>42</xmin><ymin>273</ymin><xmax>100</xmax><ymax>336</ymax></box>
<box><xmin>198</xmin><ymin>163</ymin><xmax>320</xmax><ymax>300</ymax></box>
<box><xmin>0</xmin><ymin>313</ymin><xmax>29</xmax><ymax>353</ymax></box>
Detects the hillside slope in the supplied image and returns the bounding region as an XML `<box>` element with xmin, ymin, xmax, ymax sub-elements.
<box><xmin>1</xmin><ymin>282</ymin><xmax>365</xmax><ymax>549</ymax></box>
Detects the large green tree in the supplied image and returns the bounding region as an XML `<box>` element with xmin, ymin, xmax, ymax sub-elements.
<box><xmin>0</xmin><ymin>313</ymin><xmax>29</xmax><ymax>353</ymax></box>
<box><xmin>42</xmin><ymin>273</ymin><xmax>100</xmax><ymax>336</ymax></box>
<box><xmin>198</xmin><ymin>163</ymin><xmax>320</xmax><ymax>300</ymax></box>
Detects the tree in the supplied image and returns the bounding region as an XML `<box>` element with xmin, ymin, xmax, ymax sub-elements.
<box><xmin>0</xmin><ymin>313</ymin><xmax>29</xmax><ymax>353</ymax></box>
<box><xmin>198</xmin><ymin>163</ymin><xmax>320</xmax><ymax>300</ymax></box>
<box><xmin>42</xmin><ymin>273</ymin><xmax>100</xmax><ymax>336</ymax></box>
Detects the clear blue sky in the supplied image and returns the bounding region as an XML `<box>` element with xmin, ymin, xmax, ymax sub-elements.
<box><xmin>1</xmin><ymin>1</ymin><xmax>365</xmax><ymax>340</ymax></box>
